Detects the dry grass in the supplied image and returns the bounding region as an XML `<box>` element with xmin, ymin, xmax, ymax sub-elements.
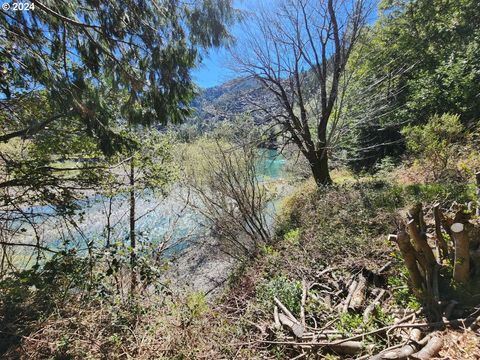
<box><xmin>438</xmin><ymin>329</ymin><xmax>480</xmax><ymax>359</ymax></box>
<box><xmin>2</xmin><ymin>293</ymin><xmax>241</xmax><ymax>359</ymax></box>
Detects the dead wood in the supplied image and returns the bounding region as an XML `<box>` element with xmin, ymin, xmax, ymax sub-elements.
<box><xmin>274</xmin><ymin>297</ymin><xmax>299</xmax><ymax>325</ymax></box>
<box><xmin>278</xmin><ymin>313</ymin><xmax>304</xmax><ymax>338</ymax></box>
<box><xmin>363</xmin><ymin>289</ymin><xmax>386</xmax><ymax>323</ymax></box>
<box><xmin>406</xmin><ymin>219</ymin><xmax>436</xmax><ymax>269</ymax></box>
<box><xmin>451</xmin><ymin>222</ymin><xmax>470</xmax><ymax>284</ymax></box>
<box><xmin>349</xmin><ymin>274</ymin><xmax>367</xmax><ymax>310</ymax></box>
<box><xmin>408</xmin><ymin>204</ymin><xmax>427</xmax><ymax>235</ymax></box>
<box><xmin>370</xmin><ymin>328</ymin><xmax>422</xmax><ymax>360</ymax></box>
<box><xmin>342</xmin><ymin>279</ymin><xmax>359</xmax><ymax>312</ymax></box>
<box><xmin>433</xmin><ymin>204</ymin><xmax>449</xmax><ymax>260</ymax></box>
<box><xmin>411</xmin><ymin>335</ymin><xmax>443</xmax><ymax>359</ymax></box>
<box><xmin>300</xmin><ymin>279</ymin><xmax>307</xmax><ymax>327</ymax></box>
<box><xmin>392</xmin><ymin>231</ymin><xmax>424</xmax><ymax>294</ymax></box>
<box><xmin>377</xmin><ymin>261</ymin><xmax>392</xmax><ymax>275</ymax></box>
<box><xmin>274</xmin><ymin>305</ymin><xmax>281</xmax><ymax>330</ymax></box>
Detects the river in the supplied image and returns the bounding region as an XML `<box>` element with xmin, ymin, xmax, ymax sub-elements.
<box><xmin>12</xmin><ymin>149</ymin><xmax>286</xmax><ymax>274</ymax></box>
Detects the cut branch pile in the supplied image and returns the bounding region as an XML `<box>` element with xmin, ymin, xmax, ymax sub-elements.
<box><xmin>257</xmin><ymin>265</ymin><xmax>475</xmax><ymax>359</ymax></box>
<box><xmin>249</xmin><ymin>175</ymin><xmax>480</xmax><ymax>358</ymax></box>
<box><xmin>390</xmin><ymin>201</ymin><xmax>480</xmax><ymax>321</ymax></box>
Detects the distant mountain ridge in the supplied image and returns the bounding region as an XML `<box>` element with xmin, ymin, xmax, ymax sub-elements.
<box><xmin>191</xmin><ymin>77</ymin><xmax>274</xmax><ymax>124</ymax></box>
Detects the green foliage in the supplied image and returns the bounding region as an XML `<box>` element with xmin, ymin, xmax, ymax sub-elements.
<box><xmin>256</xmin><ymin>276</ymin><xmax>302</xmax><ymax>317</ymax></box>
<box><xmin>402</xmin><ymin>113</ymin><xmax>464</xmax><ymax>180</ymax></box>
<box><xmin>403</xmin><ymin>182</ymin><xmax>473</xmax><ymax>204</ymax></box>
<box><xmin>1</xmin><ymin>1</ymin><xmax>237</xmax><ymax>146</ymax></box>
<box><xmin>283</xmin><ymin>228</ymin><xmax>300</xmax><ymax>245</ymax></box>
<box><xmin>372</xmin><ymin>305</ymin><xmax>394</xmax><ymax>327</ymax></box>
<box><xmin>387</xmin><ymin>272</ymin><xmax>421</xmax><ymax>311</ymax></box>
<box><xmin>336</xmin><ymin>313</ymin><xmax>364</xmax><ymax>336</ymax></box>
<box><xmin>343</xmin><ymin>0</ymin><xmax>480</xmax><ymax>170</ymax></box>
<box><xmin>173</xmin><ymin>292</ymin><xmax>209</xmax><ymax>328</ymax></box>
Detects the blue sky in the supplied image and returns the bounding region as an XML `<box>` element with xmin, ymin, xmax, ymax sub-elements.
<box><xmin>192</xmin><ymin>47</ymin><xmax>236</xmax><ymax>89</ymax></box>
<box><xmin>191</xmin><ymin>0</ymin><xmax>254</xmax><ymax>89</ymax></box>
<box><xmin>192</xmin><ymin>0</ymin><xmax>378</xmax><ymax>89</ymax></box>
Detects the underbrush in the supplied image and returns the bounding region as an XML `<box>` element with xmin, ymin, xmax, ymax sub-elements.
<box><xmin>1</xmin><ymin>175</ymin><xmax>478</xmax><ymax>359</ymax></box>
<box><xmin>211</xmin><ymin>175</ymin><xmax>478</xmax><ymax>358</ymax></box>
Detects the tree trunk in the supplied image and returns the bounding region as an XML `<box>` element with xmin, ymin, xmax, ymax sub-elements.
<box><xmin>310</xmin><ymin>151</ymin><xmax>332</xmax><ymax>186</ymax></box>
<box><xmin>129</xmin><ymin>157</ymin><xmax>137</xmax><ymax>295</ymax></box>
<box><xmin>476</xmin><ymin>171</ymin><xmax>480</xmax><ymax>216</ymax></box>
<box><xmin>451</xmin><ymin>222</ymin><xmax>470</xmax><ymax>284</ymax></box>
<box><xmin>394</xmin><ymin>230</ymin><xmax>424</xmax><ymax>296</ymax></box>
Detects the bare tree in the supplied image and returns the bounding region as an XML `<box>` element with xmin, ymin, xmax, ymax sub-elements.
<box><xmin>233</xmin><ymin>0</ymin><xmax>370</xmax><ymax>186</ymax></box>
<box><xmin>182</xmin><ymin>139</ymin><xmax>271</xmax><ymax>260</ymax></box>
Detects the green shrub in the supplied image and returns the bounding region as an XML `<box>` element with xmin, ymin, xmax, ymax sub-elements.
<box><xmin>401</xmin><ymin>113</ymin><xmax>464</xmax><ymax>181</ymax></box>
<box><xmin>283</xmin><ymin>228</ymin><xmax>300</xmax><ymax>245</ymax></box>
<box><xmin>256</xmin><ymin>276</ymin><xmax>302</xmax><ymax>317</ymax></box>
<box><xmin>387</xmin><ymin>270</ymin><xmax>421</xmax><ymax>311</ymax></box>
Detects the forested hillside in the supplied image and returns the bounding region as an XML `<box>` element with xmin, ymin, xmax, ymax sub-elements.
<box><xmin>1</xmin><ymin>0</ymin><xmax>480</xmax><ymax>359</ymax></box>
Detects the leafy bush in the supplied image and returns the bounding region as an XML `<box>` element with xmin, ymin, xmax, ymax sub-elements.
<box><xmin>401</xmin><ymin>113</ymin><xmax>464</xmax><ymax>181</ymax></box>
<box><xmin>283</xmin><ymin>228</ymin><xmax>300</xmax><ymax>245</ymax></box>
<box><xmin>256</xmin><ymin>276</ymin><xmax>302</xmax><ymax>317</ymax></box>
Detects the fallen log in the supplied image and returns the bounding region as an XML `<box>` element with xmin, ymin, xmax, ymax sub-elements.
<box><xmin>278</xmin><ymin>313</ymin><xmax>304</xmax><ymax>338</ymax></box>
<box><xmin>369</xmin><ymin>328</ymin><xmax>422</xmax><ymax>360</ymax></box>
<box><xmin>342</xmin><ymin>278</ymin><xmax>358</xmax><ymax>312</ymax></box>
<box><xmin>363</xmin><ymin>289</ymin><xmax>386</xmax><ymax>323</ymax></box>
<box><xmin>349</xmin><ymin>274</ymin><xmax>367</xmax><ymax>310</ymax></box>
<box><xmin>411</xmin><ymin>335</ymin><xmax>443</xmax><ymax>359</ymax></box>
